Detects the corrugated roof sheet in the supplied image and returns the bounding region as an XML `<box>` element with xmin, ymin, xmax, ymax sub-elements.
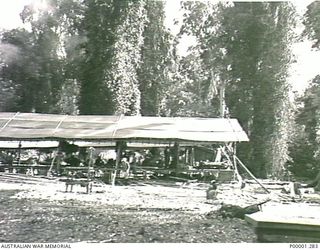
<box><xmin>0</xmin><ymin>112</ymin><xmax>249</xmax><ymax>143</ymax></box>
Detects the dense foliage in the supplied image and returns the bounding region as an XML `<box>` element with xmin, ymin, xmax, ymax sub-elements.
<box><xmin>288</xmin><ymin>1</ymin><xmax>320</xmax><ymax>178</ymax></box>
<box><xmin>0</xmin><ymin>0</ymin><xmax>320</xmax><ymax>179</ymax></box>
<box><xmin>283</xmin><ymin>1</ymin><xmax>320</xmax><ymax>178</ymax></box>
<box><xmin>289</xmin><ymin>76</ymin><xmax>320</xmax><ymax>178</ymax></box>
<box><xmin>177</xmin><ymin>2</ymin><xmax>296</xmax><ymax>178</ymax></box>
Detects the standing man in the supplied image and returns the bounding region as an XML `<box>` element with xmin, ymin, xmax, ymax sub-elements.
<box><xmin>120</xmin><ymin>158</ymin><xmax>131</xmax><ymax>178</ymax></box>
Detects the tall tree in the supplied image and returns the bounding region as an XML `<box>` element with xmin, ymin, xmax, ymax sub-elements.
<box><xmin>0</xmin><ymin>28</ymin><xmax>38</xmax><ymax>112</ymax></box>
<box><xmin>137</xmin><ymin>0</ymin><xmax>172</xmax><ymax>116</ymax></box>
<box><xmin>158</xmin><ymin>2</ymin><xmax>222</xmax><ymax>118</ymax></box>
<box><xmin>108</xmin><ymin>0</ymin><xmax>147</xmax><ymax>115</ymax></box>
<box><xmin>2</xmin><ymin>0</ymin><xmax>85</xmax><ymax>114</ymax></box>
<box><xmin>288</xmin><ymin>1</ymin><xmax>320</xmax><ymax>178</ymax></box>
<box><xmin>289</xmin><ymin>76</ymin><xmax>320</xmax><ymax>178</ymax></box>
<box><xmin>303</xmin><ymin>1</ymin><xmax>320</xmax><ymax>49</ymax></box>
<box><xmin>179</xmin><ymin>2</ymin><xmax>296</xmax><ymax>178</ymax></box>
<box><xmin>19</xmin><ymin>1</ymin><xmax>65</xmax><ymax>113</ymax></box>
<box><xmin>0</xmin><ymin>38</ymin><xmax>20</xmax><ymax>111</ymax></box>
<box><xmin>79</xmin><ymin>0</ymin><xmax>129</xmax><ymax>115</ymax></box>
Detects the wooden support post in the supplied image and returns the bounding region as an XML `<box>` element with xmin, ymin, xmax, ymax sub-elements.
<box><xmin>48</xmin><ymin>141</ymin><xmax>62</xmax><ymax>177</ymax></box>
<box><xmin>190</xmin><ymin>147</ymin><xmax>195</xmax><ymax>166</ymax></box>
<box><xmin>164</xmin><ymin>147</ymin><xmax>170</xmax><ymax>168</ymax></box>
<box><xmin>112</xmin><ymin>141</ymin><xmax>122</xmax><ymax>186</ymax></box>
<box><xmin>88</xmin><ymin>147</ymin><xmax>94</xmax><ymax>168</ymax></box>
<box><xmin>220</xmin><ymin>82</ymin><xmax>226</xmax><ymax>118</ymax></box>
<box><xmin>233</xmin><ymin>143</ymin><xmax>237</xmax><ymax>170</ymax></box>
<box><xmin>17</xmin><ymin>141</ymin><xmax>21</xmax><ymax>166</ymax></box>
<box><xmin>47</xmin><ymin>151</ymin><xmax>57</xmax><ymax>177</ymax></box>
<box><xmin>56</xmin><ymin>141</ymin><xmax>63</xmax><ymax>176</ymax></box>
<box><xmin>185</xmin><ymin>148</ymin><xmax>189</xmax><ymax>164</ymax></box>
<box><xmin>222</xmin><ymin>143</ymin><xmax>243</xmax><ymax>186</ymax></box>
<box><xmin>171</xmin><ymin>141</ymin><xmax>179</xmax><ymax>169</ymax></box>
<box><xmin>87</xmin><ymin>147</ymin><xmax>95</xmax><ymax>186</ymax></box>
<box><xmin>186</xmin><ymin>147</ymin><xmax>194</xmax><ymax>166</ymax></box>
<box><xmin>56</xmin><ymin>153</ymin><xmax>62</xmax><ymax>175</ymax></box>
<box><xmin>232</xmin><ymin>143</ymin><xmax>243</xmax><ymax>184</ymax></box>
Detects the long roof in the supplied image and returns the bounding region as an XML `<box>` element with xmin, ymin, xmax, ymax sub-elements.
<box><xmin>0</xmin><ymin>112</ymin><xmax>249</xmax><ymax>143</ymax></box>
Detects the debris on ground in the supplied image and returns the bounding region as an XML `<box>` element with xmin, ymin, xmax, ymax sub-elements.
<box><xmin>0</xmin><ymin>186</ymin><xmax>255</xmax><ymax>242</ymax></box>
<box><xmin>1</xmin><ymin>173</ymin><xmax>320</xmax><ymax>243</ymax></box>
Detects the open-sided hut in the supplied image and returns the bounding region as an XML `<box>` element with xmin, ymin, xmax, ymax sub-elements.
<box><xmin>0</xmin><ymin>112</ymin><xmax>251</xmax><ymax>184</ymax></box>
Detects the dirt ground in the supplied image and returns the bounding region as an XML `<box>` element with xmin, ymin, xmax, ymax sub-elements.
<box><xmin>0</xmin><ymin>174</ymin><xmax>257</xmax><ymax>243</ymax></box>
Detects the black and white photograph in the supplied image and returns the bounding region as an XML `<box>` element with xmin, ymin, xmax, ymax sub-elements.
<box><xmin>0</xmin><ymin>0</ymin><xmax>320</xmax><ymax>247</ymax></box>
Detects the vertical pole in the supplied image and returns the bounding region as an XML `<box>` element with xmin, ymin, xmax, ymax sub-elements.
<box><xmin>233</xmin><ymin>143</ymin><xmax>237</xmax><ymax>170</ymax></box>
<box><xmin>17</xmin><ymin>141</ymin><xmax>21</xmax><ymax>166</ymax></box>
<box><xmin>221</xmin><ymin>145</ymin><xmax>243</xmax><ymax>185</ymax></box>
<box><xmin>164</xmin><ymin>147</ymin><xmax>170</xmax><ymax>168</ymax></box>
<box><xmin>172</xmin><ymin>142</ymin><xmax>179</xmax><ymax>169</ymax></box>
<box><xmin>185</xmin><ymin>148</ymin><xmax>189</xmax><ymax>164</ymax></box>
<box><xmin>87</xmin><ymin>147</ymin><xmax>95</xmax><ymax>193</ymax></box>
<box><xmin>56</xmin><ymin>141</ymin><xmax>63</xmax><ymax>176</ymax></box>
<box><xmin>56</xmin><ymin>151</ymin><xmax>62</xmax><ymax>175</ymax></box>
<box><xmin>190</xmin><ymin>147</ymin><xmax>195</xmax><ymax>166</ymax></box>
<box><xmin>220</xmin><ymin>82</ymin><xmax>226</xmax><ymax>118</ymax></box>
<box><xmin>232</xmin><ymin>143</ymin><xmax>242</xmax><ymax>184</ymax></box>
<box><xmin>87</xmin><ymin>147</ymin><xmax>94</xmax><ymax>177</ymax></box>
<box><xmin>112</xmin><ymin>141</ymin><xmax>122</xmax><ymax>186</ymax></box>
<box><xmin>47</xmin><ymin>151</ymin><xmax>57</xmax><ymax>177</ymax></box>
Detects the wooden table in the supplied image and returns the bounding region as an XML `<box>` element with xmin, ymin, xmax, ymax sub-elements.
<box><xmin>245</xmin><ymin>207</ymin><xmax>320</xmax><ymax>242</ymax></box>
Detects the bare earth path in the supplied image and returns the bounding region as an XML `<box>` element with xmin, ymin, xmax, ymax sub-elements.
<box><xmin>0</xmin><ymin>174</ymin><xmax>256</xmax><ymax>243</ymax></box>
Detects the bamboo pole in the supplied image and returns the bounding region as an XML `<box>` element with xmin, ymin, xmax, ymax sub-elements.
<box><xmin>234</xmin><ymin>155</ymin><xmax>270</xmax><ymax>194</ymax></box>
<box><xmin>222</xmin><ymin>144</ymin><xmax>269</xmax><ymax>193</ymax></box>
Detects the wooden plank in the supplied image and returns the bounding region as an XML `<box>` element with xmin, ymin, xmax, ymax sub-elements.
<box><xmin>246</xmin><ymin>213</ymin><xmax>320</xmax><ymax>231</ymax></box>
<box><xmin>246</xmin><ymin>212</ymin><xmax>320</xmax><ymax>243</ymax></box>
<box><xmin>255</xmin><ymin>227</ymin><xmax>320</xmax><ymax>243</ymax></box>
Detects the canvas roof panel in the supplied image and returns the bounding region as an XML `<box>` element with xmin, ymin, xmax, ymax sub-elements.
<box><xmin>0</xmin><ymin>112</ymin><xmax>249</xmax><ymax>143</ymax></box>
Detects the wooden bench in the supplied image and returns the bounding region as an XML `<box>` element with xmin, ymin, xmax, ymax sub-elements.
<box><xmin>62</xmin><ymin>166</ymin><xmax>95</xmax><ymax>193</ymax></box>
<box><xmin>63</xmin><ymin>178</ymin><xmax>93</xmax><ymax>193</ymax></box>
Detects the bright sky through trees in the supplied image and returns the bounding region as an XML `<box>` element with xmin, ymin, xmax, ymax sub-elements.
<box><xmin>0</xmin><ymin>0</ymin><xmax>319</xmax><ymax>94</ymax></box>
